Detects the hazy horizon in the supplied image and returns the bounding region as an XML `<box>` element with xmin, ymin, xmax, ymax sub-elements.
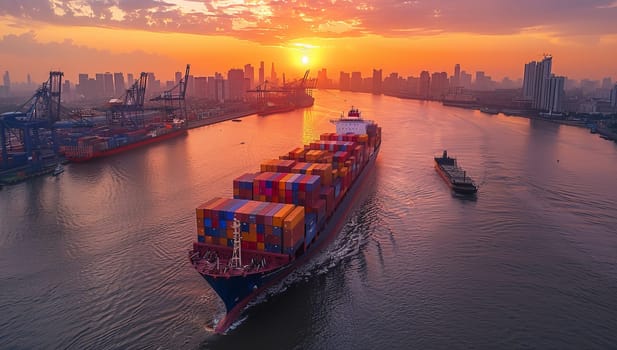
<box><xmin>1</xmin><ymin>1</ymin><xmax>617</xmax><ymax>83</ymax></box>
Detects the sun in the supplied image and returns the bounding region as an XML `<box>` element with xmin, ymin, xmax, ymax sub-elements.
<box><xmin>301</xmin><ymin>55</ymin><xmax>309</xmax><ymax>65</ymax></box>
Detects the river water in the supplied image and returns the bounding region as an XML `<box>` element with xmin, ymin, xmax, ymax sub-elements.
<box><xmin>1</xmin><ymin>90</ymin><xmax>616</xmax><ymax>349</ymax></box>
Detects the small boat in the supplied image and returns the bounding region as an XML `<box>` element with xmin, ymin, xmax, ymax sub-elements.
<box><xmin>231</xmin><ymin>119</ymin><xmax>242</xmax><ymax>122</ymax></box>
<box><xmin>52</xmin><ymin>164</ymin><xmax>65</xmax><ymax>176</ymax></box>
<box><xmin>434</xmin><ymin>150</ymin><xmax>478</xmax><ymax>195</ymax></box>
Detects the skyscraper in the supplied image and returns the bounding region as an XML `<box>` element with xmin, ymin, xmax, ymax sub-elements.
<box><xmin>270</xmin><ymin>63</ymin><xmax>277</xmax><ymax>86</ymax></box>
<box><xmin>227</xmin><ymin>68</ymin><xmax>245</xmax><ymax>101</ymax></box>
<box><xmin>114</xmin><ymin>72</ymin><xmax>125</xmax><ymax>97</ymax></box>
<box><xmin>372</xmin><ymin>69</ymin><xmax>382</xmax><ymax>95</ymax></box>
<box><xmin>419</xmin><ymin>71</ymin><xmax>430</xmax><ymax>99</ymax></box>
<box><xmin>258</xmin><ymin>61</ymin><xmax>265</xmax><ymax>86</ymax></box>
<box><xmin>3</xmin><ymin>71</ymin><xmax>10</xmax><ymax>92</ymax></box>
<box><xmin>522</xmin><ymin>55</ymin><xmax>562</xmax><ymax>111</ymax></box>
<box><xmin>610</xmin><ymin>84</ymin><xmax>617</xmax><ymax>108</ymax></box>
<box><xmin>175</xmin><ymin>71</ymin><xmax>182</xmax><ymax>85</ymax></box>
<box><xmin>103</xmin><ymin>72</ymin><xmax>114</xmax><ymax>97</ymax></box>
<box><xmin>453</xmin><ymin>64</ymin><xmax>461</xmax><ymax>87</ymax></box>
<box><xmin>244</xmin><ymin>64</ymin><xmax>254</xmax><ymax>89</ymax></box>
<box><xmin>339</xmin><ymin>72</ymin><xmax>350</xmax><ymax>91</ymax></box>
<box><xmin>127</xmin><ymin>73</ymin><xmax>134</xmax><ymax>88</ymax></box>
<box><xmin>350</xmin><ymin>72</ymin><xmax>362</xmax><ymax>92</ymax></box>
<box><xmin>522</xmin><ymin>61</ymin><xmax>537</xmax><ymax>99</ymax></box>
<box><xmin>430</xmin><ymin>72</ymin><xmax>449</xmax><ymax>99</ymax></box>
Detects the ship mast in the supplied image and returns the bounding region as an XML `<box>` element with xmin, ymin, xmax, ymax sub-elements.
<box><xmin>230</xmin><ymin>217</ymin><xmax>242</xmax><ymax>269</ymax></box>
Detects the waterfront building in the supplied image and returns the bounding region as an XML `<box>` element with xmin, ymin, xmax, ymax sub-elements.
<box><xmin>430</xmin><ymin>72</ymin><xmax>449</xmax><ymax>99</ymax></box>
<box><xmin>545</xmin><ymin>75</ymin><xmax>566</xmax><ymax>113</ymax></box>
<box><xmin>227</xmin><ymin>68</ymin><xmax>245</xmax><ymax>101</ymax></box>
<box><xmin>258</xmin><ymin>61</ymin><xmax>265</xmax><ymax>86</ymax></box>
<box><xmin>244</xmin><ymin>64</ymin><xmax>254</xmax><ymax>90</ymax></box>
<box><xmin>419</xmin><ymin>71</ymin><xmax>430</xmax><ymax>99</ymax></box>
<box><xmin>372</xmin><ymin>69</ymin><xmax>382</xmax><ymax>95</ymax></box>
<box><xmin>452</xmin><ymin>64</ymin><xmax>461</xmax><ymax>88</ymax></box>
<box><xmin>460</xmin><ymin>71</ymin><xmax>472</xmax><ymax>89</ymax></box>
<box><xmin>339</xmin><ymin>72</ymin><xmax>350</xmax><ymax>91</ymax></box>
<box><xmin>114</xmin><ymin>73</ymin><xmax>125</xmax><ymax>97</ymax></box>
<box><xmin>350</xmin><ymin>72</ymin><xmax>362</xmax><ymax>92</ymax></box>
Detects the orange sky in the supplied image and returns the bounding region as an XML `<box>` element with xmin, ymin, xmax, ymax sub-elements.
<box><xmin>1</xmin><ymin>1</ymin><xmax>616</xmax><ymax>84</ymax></box>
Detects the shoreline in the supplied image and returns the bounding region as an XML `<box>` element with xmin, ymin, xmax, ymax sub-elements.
<box><xmin>187</xmin><ymin>109</ymin><xmax>259</xmax><ymax>129</ymax></box>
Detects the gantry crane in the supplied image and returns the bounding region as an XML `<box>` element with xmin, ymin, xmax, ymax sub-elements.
<box><xmin>0</xmin><ymin>71</ymin><xmax>64</xmax><ymax>183</ymax></box>
<box><xmin>150</xmin><ymin>64</ymin><xmax>190</xmax><ymax>124</ymax></box>
<box><xmin>107</xmin><ymin>72</ymin><xmax>148</xmax><ymax>128</ymax></box>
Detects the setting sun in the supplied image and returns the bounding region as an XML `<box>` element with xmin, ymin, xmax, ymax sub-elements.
<box><xmin>301</xmin><ymin>55</ymin><xmax>309</xmax><ymax>65</ymax></box>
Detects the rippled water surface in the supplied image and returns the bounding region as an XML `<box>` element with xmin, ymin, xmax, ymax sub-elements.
<box><xmin>1</xmin><ymin>91</ymin><xmax>617</xmax><ymax>349</ymax></box>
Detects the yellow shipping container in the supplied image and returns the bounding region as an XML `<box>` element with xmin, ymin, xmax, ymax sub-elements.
<box><xmin>205</xmin><ymin>236</ymin><xmax>214</xmax><ymax>244</ymax></box>
<box><xmin>284</xmin><ymin>206</ymin><xmax>305</xmax><ymax>229</ymax></box>
<box><xmin>273</xmin><ymin>204</ymin><xmax>296</xmax><ymax>227</ymax></box>
<box><xmin>197</xmin><ymin>227</ymin><xmax>205</xmax><ymax>236</ymax></box>
<box><xmin>257</xmin><ymin>242</ymin><xmax>265</xmax><ymax>250</ymax></box>
<box><xmin>247</xmin><ymin>231</ymin><xmax>257</xmax><ymax>242</ymax></box>
<box><xmin>279</xmin><ymin>173</ymin><xmax>293</xmax><ymax>189</ymax></box>
<box><xmin>196</xmin><ymin>217</ymin><xmax>204</xmax><ymax>227</ymax></box>
<box><xmin>219</xmin><ymin>237</ymin><xmax>228</xmax><ymax>246</ymax></box>
<box><xmin>249</xmin><ymin>223</ymin><xmax>257</xmax><ymax>234</ymax></box>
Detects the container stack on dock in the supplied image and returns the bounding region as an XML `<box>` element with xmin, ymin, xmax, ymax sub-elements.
<box><xmin>196</xmin><ymin>127</ymin><xmax>381</xmax><ymax>256</ymax></box>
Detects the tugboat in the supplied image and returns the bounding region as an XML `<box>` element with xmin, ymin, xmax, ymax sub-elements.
<box><xmin>434</xmin><ymin>150</ymin><xmax>478</xmax><ymax>195</ymax></box>
<box><xmin>52</xmin><ymin>163</ymin><xmax>64</xmax><ymax>176</ymax></box>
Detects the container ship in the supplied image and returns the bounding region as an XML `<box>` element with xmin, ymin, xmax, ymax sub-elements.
<box><xmin>434</xmin><ymin>150</ymin><xmax>478</xmax><ymax>194</ymax></box>
<box><xmin>189</xmin><ymin>107</ymin><xmax>381</xmax><ymax>333</ymax></box>
<box><xmin>58</xmin><ymin>118</ymin><xmax>187</xmax><ymax>162</ymax></box>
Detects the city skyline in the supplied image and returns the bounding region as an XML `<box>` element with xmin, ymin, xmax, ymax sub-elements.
<box><xmin>1</xmin><ymin>1</ymin><xmax>617</xmax><ymax>83</ymax></box>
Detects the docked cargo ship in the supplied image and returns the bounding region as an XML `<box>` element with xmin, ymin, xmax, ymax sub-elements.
<box><xmin>189</xmin><ymin>107</ymin><xmax>381</xmax><ymax>333</ymax></box>
<box><xmin>59</xmin><ymin>119</ymin><xmax>187</xmax><ymax>162</ymax></box>
<box><xmin>434</xmin><ymin>150</ymin><xmax>478</xmax><ymax>194</ymax></box>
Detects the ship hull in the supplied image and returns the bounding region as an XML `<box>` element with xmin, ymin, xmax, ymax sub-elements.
<box><xmin>196</xmin><ymin>147</ymin><xmax>380</xmax><ymax>333</ymax></box>
<box><xmin>434</xmin><ymin>162</ymin><xmax>477</xmax><ymax>195</ymax></box>
<box><xmin>67</xmin><ymin>128</ymin><xmax>187</xmax><ymax>162</ymax></box>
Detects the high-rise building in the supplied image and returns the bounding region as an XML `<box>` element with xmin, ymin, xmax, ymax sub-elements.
<box><xmin>186</xmin><ymin>75</ymin><xmax>194</xmax><ymax>97</ymax></box>
<box><xmin>175</xmin><ymin>71</ymin><xmax>182</xmax><ymax>85</ymax></box>
<box><xmin>419</xmin><ymin>71</ymin><xmax>430</xmax><ymax>99</ymax></box>
<box><xmin>227</xmin><ymin>68</ymin><xmax>245</xmax><ymax>101</ymax></box>
<box><xmin>339</xmin><ymin>72</ymin><xmax>350</xmax><ymax>91</ymax></box>
<box><xmin>194</xmin><ymin>77</ymin><xmax>207</xmax><ymax>98</ymax></box>
<box><xmin>2</xmin><ymin>71</ymin><xmax>10</xmax><ymax>93</ymax></box>
<box><xmin>62</xmin><ymin>80</ymin><xmax>71</xmax><ymax>101</ymax></box>
<box><xmin>602</xmin><ymin>77</ymin><xmax>613</xmax><ymax>90</ymax></box>
<box><xmin>453</xmin><ymin>64</ymin><xmax>461</xmax><ymax>87</ymax></box>
<box><xmin>317</xmin><ymin>68</ymin><xmax>332</xmax><ymax>89</ymax></box>
<box><xmin>258</xmin><ymin>61</ymin><xmax>265</xmax><ymax>86</ymax></box>
<box><xmin>430</xmin><ymin>72</ymin><xmax>449</xmax><ymax>99</ymax></box>
<box><xmin>372</xmin><ymin>69</ymin><xmax>382</xmax><ymax>95</ymax></box>
<box><xmin>460</xmin><ymin>71</ymin><xmax>472</xmax><ymax>89</ymax></box>
<box><xmin>545</xmin><ymin>75</ymin><xmax>565</xmax><ymax>113</ymax></box>
<box><xmin>270</xmin><ymin>63</ymin><xmax>277</xmax><ymax>86</ymax></box>
<box><xmin>114</xmin><ymin>72</ymin><xmax>125</xmax><ymax>97</ymax></box>
<box><xmin>522</xmin><ymin>61</ymin><xmax>537</xmax><ymax>99</ymax></box>
<box><xmin>350</xmin><ymin>72</ymin><xmax>362</xmax><ymax>92</ymax></box>
<box><xmin>522</xmin><ymin>55</ymin><xmax>560</xmax><ymax>111</ymax></box>
<box><xmin>244</xmin><ymin>64</ymin><xmax>255</xmax><ymax>90</ymax></box>
<box><xmin>610</xmin><ymin>84</ymin><xmax>617</xmax><ymax>108</ymax></box>
<box><xmin>127</xmin><ymin>73</ymin><xmax>134</xmax><ymax>88</ymax></box>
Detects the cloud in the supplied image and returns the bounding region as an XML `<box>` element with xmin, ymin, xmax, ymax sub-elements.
<box><xmin>0</xmin><ymin>0</ymin><xmax>616</xmax><ymax>44</ymax></box>
<box><xmin>0</xmin><ymin>31</ymin><xmax>178</xmax><ymax>82</ymax></box>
